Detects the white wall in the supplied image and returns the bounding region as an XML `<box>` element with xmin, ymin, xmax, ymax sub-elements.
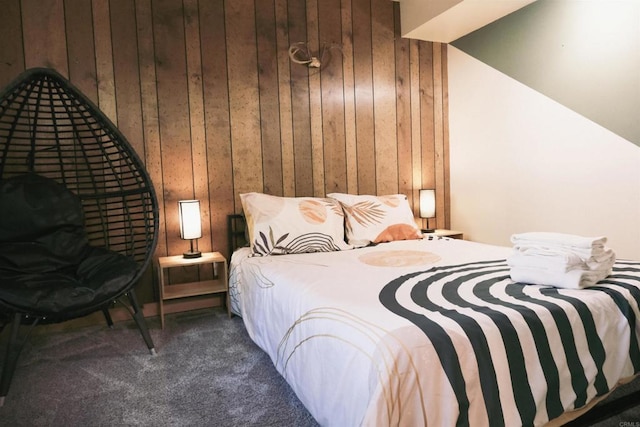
<box><xmin>448</xmin><ymin>46</ymin><xmax>640</xmax><ymax>259</ymax></box>
<box><xmin>451</xmin><ymin>0</ymin><xmax>640</xmax><ymax>147</ymax></box>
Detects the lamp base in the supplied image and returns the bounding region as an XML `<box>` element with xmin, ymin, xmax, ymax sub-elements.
<box><xmin>421</xmin><ymin>229</ymin><xmax>435</xmax><ymax>234</ymax></box>
<box><xmin>183</xmin><ymin>250</ymin><xmax>202</xmax><ymax>259</ymax></box>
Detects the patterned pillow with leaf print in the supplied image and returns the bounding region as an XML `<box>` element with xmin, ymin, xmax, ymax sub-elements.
<box><xmin>327</xmin><ymin>193</ymin><xmax>423</xmax><ymax>247</ymax></box>
<box><xmin>240</xmin><ymin>192</ymin><xmax>352</xmax><ymax>256</ymax></box>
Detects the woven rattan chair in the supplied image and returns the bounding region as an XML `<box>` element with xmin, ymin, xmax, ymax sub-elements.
<box><xmin>0</xmin><ymin>68</ymin><xmax>159</xmax><ymax>406</ymax></box>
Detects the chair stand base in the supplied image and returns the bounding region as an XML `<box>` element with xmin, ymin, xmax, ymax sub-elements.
<box><xmin>1</xmin><ymin>313</ymin><xmax>39</xmax><ymax>407</ymax></box>
<box><xmin>126</xmin><ymin>290</ymin><xmax>156</xmax><ymax>353</ymax></box>
<box><xmin>102</xmin><ymin>308</ymin><xmax>115</xmax><ymax>329</ymax></box>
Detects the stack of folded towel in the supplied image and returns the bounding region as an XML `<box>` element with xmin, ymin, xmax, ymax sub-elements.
<box><xmin>507</xmin><ymin>231</ymin><xmax>616</xmax><ymax>289</ymax></box>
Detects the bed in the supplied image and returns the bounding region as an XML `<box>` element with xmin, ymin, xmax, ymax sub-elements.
<box><xmin>227</xmin><ymin>193</ymin><xmax>640</xmax><ymax>426</ymax></box>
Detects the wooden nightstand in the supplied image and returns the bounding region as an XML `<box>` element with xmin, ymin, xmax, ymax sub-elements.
<box><xmin>422</xmin><ymin>229</ymin><xmax>464</xmax><ymax>239</ymax></box>
<box><xmin>157</xmin><ymin>251</ymin><xmax>229</xmax><ymax>329</ymax></box>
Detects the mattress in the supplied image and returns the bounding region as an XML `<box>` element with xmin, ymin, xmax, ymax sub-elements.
<box><xmin>229</xmin><ymin>237</ymin><xmax>640</xmax><ymax>426</ymax></box>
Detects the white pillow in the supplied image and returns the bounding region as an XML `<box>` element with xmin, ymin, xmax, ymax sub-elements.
<box><xmin>327</xmin><ymin>193</ymin><xmax>422</xmax><ymax>247</ymax></box>
<box><xmin>240</xmin><ymin>192</ymin><xmax>351</xmax><ymax>256</ymax></box>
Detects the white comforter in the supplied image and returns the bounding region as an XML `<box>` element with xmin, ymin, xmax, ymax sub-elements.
<box><xmin>229</xmin><ymin>237</ymin><xmax>640</xmax><ymax>427</ymax></box>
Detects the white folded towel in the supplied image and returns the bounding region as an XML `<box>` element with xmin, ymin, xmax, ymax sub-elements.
<box><xmin>508</xmin><ymin>247</ymin><xmax>616</xmax><ymax>272</ymax></box>
<box><xmin>510</xmin><ymin>266</ymin><xmax>611</xmax><ymax>289</ymax></box>
<box><xmin>507</xmin><ymin>251</ymin><xmax>582</xmax><ymax>274</ymax></box>
<box><xmin>584</xmin><ymin>249</ymin><xmax>616</xmax><ymax>269</ymax></box>
<box><xmin>511</xmin><ymin>232</ymin><xmax>607</xmax><ymax>250</ymax></box>
<box><xmin>511</xmin><ymin>232</ymin><xmax>610</xmax><ymax>261</ymax></box>
<box><xmin>511</xmin><ymin>231</ymin><xmax>607</xmax><ymax>249</ymax></box>
<box><xmin>508</xmin><ymin>232</ymin><xmax>616</xmax><ymax>289</ymax></box>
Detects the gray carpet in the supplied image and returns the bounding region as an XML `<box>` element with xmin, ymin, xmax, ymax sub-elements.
<box><xmin>0</xmin><ymin>308</ymin><xmax>318</xmax><ymax>426</ymax></box>
<box><xmin>1</xmin><ymin>308</ymin><xmax>639</xmax><ymax>426</ymax></box>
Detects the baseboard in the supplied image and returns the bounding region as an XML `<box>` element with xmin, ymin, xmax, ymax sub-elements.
<box><xmin>114</xmin><ymin>295</ymin><xmax>224</xmax><ymax>321</ymax></box>
<box><xmin>30</xmin><ymin>295</ymin><xmax>225</xmax><ymax>334</ymax></box>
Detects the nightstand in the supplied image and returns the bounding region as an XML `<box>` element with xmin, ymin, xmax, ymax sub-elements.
<box><xmin>422</xmin><ymin>229</ymin><xmax>464</xmax><ymax>240</ymax></box>
<box><xmin>157</xmin><ymin>251</ymin><xmax>229</xmax><ymax>329</ymax></box>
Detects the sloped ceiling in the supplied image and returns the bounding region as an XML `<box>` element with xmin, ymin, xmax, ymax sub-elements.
<box><xmin>399</xmin><ymin>0</ymin><xmax>537</xmax><ymax>43</ymax></box>
<box><xmin>451</xmin><ymin>0</ymin><xmax>640</xmax><ymax>146</ymax></box>
<box><xmin>399</xmin><ymin>0</ymin><xmax>640</xmax><ymax>146</ymax></box>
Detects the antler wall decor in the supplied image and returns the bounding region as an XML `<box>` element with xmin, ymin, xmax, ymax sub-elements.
<box><xmin>288</xmin><ymin>42</ymin><xmax>342</xmax><ymax>69</ymax></box>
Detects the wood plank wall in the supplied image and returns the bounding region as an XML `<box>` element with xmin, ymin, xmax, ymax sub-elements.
<box><xmin>0</xmin><ymin>0</ymin><xmax>449</xmax><ymax>306</ymax></box>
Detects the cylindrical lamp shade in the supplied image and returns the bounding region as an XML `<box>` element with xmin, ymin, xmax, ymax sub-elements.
<box><xmin>419</xmin><ymin>189</ymin><xmax>436</xmax><ymax>219</ymax></box>
<box><xmin>178</xmin><ymin>200</ymin><xmax>202</xmax><ymax>240</ymax></box>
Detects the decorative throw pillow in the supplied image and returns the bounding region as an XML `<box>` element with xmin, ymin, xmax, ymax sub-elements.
<box><xmin>240</xmin><ymin>192</ymin><xmax>352</xmax><ymax>256</ymax></box>
<box><xmin>327</xmin><ymin>193</ymin><xmax>422</xmax><ymax>247</ymax></box>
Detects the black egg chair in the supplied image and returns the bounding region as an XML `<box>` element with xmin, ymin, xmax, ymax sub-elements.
<box><xmin>0</xmin><ymin>68</ymin><xmax>158</xmax><ymax>406</ymax></box>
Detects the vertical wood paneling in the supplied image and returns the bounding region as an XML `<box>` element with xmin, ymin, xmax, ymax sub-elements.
<box><xmin>318</xmin><ymin>0</ymin><xmax>346</xmax><ymax>194</ymax></box>
<box><xmin>419</xmin><ymin>43</ymin><xmax>435</xmax><ymax>181</ymax></box>
<box><xmin>199</xmin><ymin>1</ymin><xmax>233</xmax><ymax>254</ymax></box>
<box><xmin>352</xmin><ymin>0</ymin><xmax>375</xmax><ymax>195</ymax></box>
<box><xmin>2</xmin><ymin>0</ymin><xmax>451</xmax><ymax>307</ymax></box>
<box><xmin>419</xmin><ymin>42</ymin><xmax>436</xmax><ymax>231</ymax></box>
<box><xmin>64</xmin><ymin>0</ymin><xmax>98</xmax><ymax>102</ymax></box>
<box><xmin>288</xmin><ymin>0</ymin><xmax>313</xmax><ymax>196</ymax></box>
<box><xmin>276</xmin><ymin>0</ymin><xmax>296</xmax><ymax>197</ymax></box>
<box><xmin>135</xmin><ymin>0</ymin><xmax>166</xmax><ymax>260</ymax></box>
<box><xmin>184</xmin><ymin>1</ymin><xmax>214</xmax><ymax>280</ymax></box>
<box><xmin>256</xmin><ymin>1</ymin><xmax>284</xmax><ymax>196</ymax></box>
<box><xmin>410</xmin><ymin>39</ymin><xmax>422</xmax><ymax>222</ymax></box>
<box><xmin>394</xmin><ymin>6</ymin><xmax>413</xmax><ymax>207</ymax></box>
<box><xmin>183</xmin><ymin>0</ymin><xmax>211</xmax><ymax>257</ymax></box>
<box><xmin>92</xmin><ymin>0</ymin><xmax>117</xmax><ymax>124</ymax></box>
<box><xmin>432</xmin><ymin>43</ymin><xmax>446</xmax><ymax>230</ymax></box>
<box><xmin>0</xmin><ymin>0</ymin><xmax>24</xmax><ymax>88</ymax></box>
<box><xmin>372</xmin><ymin>0</ymin><xmax>397</xmax><ymax>195</ymax></box>
<box><xmin>441</xmin><ymin>44</ymin><xmax>451</xmax><ymax>230</ymax></box>
<box><xmin>153</xmin><ymin>0</ymin><xmax>197</xmax><ymax>284</ymax></box>
<box><xmin>110</xmin><ymin>0</ymin><xmax>145</xmax><ymax>159</ymax></box>
<box><xmin>111</xmin><ymin>0</ymin><xmax>158</xmax><ymax>298</ymax></box>
<box><xmin>21</xmin><ymin>0</ymin><xmax>67</xmax><ymax>74</ymax></box>
<box><xmin>225</xmin><ymin>1</ymin><xmax>263</xmax><ymax>201</ymax></box>
<box><xmin>306</xmin><ymin>0</ymin><xmax>325</xmax><ymax>197</ymax></box>
<box><xmin>341</xmin><ymin>0</ymin><xmax>358</xmax><ymax>194</ymax></box>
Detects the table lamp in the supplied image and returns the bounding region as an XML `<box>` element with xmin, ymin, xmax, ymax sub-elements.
<box><xmin>178</xmin><ymin>199</ymin><xmax>202</xmax><ymax>258</ymax></box>
<box><xmin>419</xmin><ymin>189</ymin><xmax>435</xmax><ymax>233</ymax></box>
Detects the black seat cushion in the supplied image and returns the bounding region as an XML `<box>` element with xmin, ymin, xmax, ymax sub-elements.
<box><xmin>0</xmin><ymin>173</ymin><xmax>89</xmax><ymax>272</ymax></box>
<box><xmin>0</xmin><ymin>174</ymin><xmax>137</xmax><ymax>317</ymax></box>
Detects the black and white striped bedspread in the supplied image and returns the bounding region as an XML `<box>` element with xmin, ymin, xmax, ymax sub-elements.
<box><xmin>379</xmin><ymin>259</ymin><xmax>640</xmax><ymax>427</ymax></box>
